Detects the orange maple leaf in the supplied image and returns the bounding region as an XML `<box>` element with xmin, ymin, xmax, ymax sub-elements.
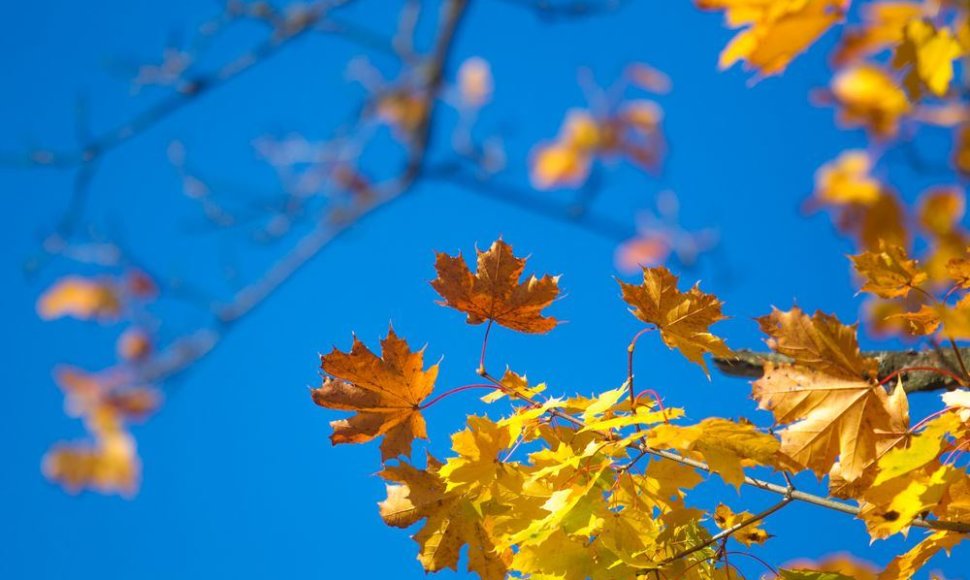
<box><xmin>850</xmin><ymin>242</ymin><xmax>927</xmax><ymax>299</ymax></box>
<box><xmin>618</xmin><ymin>266</ymin><xmax>732</xmax><ymax>375</ymax></box>
<box><xmin>757</xmin><ymin>306</ymin><xmax>879</xmax><ymax>380</ymax></box>
<box><xmin>313</xmin><ymin>327</ymin><xmax>437</xmax><ymax>461</ymax></box>
<box><xmin>431</xmin><ymin>239</ymin><xmax>560</xmax><ymax>333</ymax></box>
<box><xmin>753</xmin><ymin>364</ymin><xmax>909</xmax><ymax>482</ymax></box>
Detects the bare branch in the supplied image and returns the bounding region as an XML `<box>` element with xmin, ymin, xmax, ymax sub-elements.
<box><xmin>714</xmin><ymin>348</ymin><xmax>970</xmax><ymax>393</ymax></box>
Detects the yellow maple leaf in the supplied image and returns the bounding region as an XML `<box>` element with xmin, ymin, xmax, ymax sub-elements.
<box><xmin>481</xmin><ymin>369</ymin><xmax>546</xmax><ymax>404</ymax></box>
<box><xmin>37</xmin><ymin>275</ymin><xmax>121</xmax><ymax>321</ymax></box>
<box><xmin>918</xmin><ymin>186</ymin><xmax>965</xmax><ymax>237</ymax></box>
<box><xmin>813</xmin><ymin>150</ymin><xmax>883</xmax><ymax>206</ymax></box>
<box><xmin>618</xmin><ymin>266</ymin><xmax>732</xmax><ymax>375</ymax></box>
<box><xmin>380</xmin><ymin>458</ymin><xmax>511</xmax><ymax>579</ymax></box>
<box><xmin>753</xmin><ymin>364</ymin><xmax>909</xmax><ymax>481</ymax></box>
<box><xmin>647</xmin><ymin>417</ymin><xmax>785</xmax><ymax>488</ymax></box>
<box><xmin>900</xmin><ymin>295</ymin><xmax>970</xmax><ymax>340</ymax></box>
<box><xmin>43</xmin><ymin>367</ymin><xmax>157</xmax><ymax>496</ymax></box>
<box><xmin>313</xmin><ymin>327</ymin><xmax>437</xmax><ymax>461</ymax></box>
<box><xmin>833</xmin><ymin>2</ymin><xmax>926</xmax><ymax>65</ymax></box>
<box><xmin>781</xmin><ymin>553</ymin><xmax>878</xmax><ymax>580</ymax></box>
<box><xmin>945</xmin><ymin>254</ymin><xmax>970</xmax><ymax>289</ymax></box>
<box><xmin>432</xmin><ymin>239</ymin><xmax>560</xmax><ymax>333</ymax></box>
<box><xmin>757</xmin><ymin>306</ymin><xmax>878</xmax><ymax>380</ymax></box>
<box><xmin>43</xmin><ymin>431</ymin><xmax>140</xmax><ymax>497</ymax></box>
<box><xmin>699</xmin><ymin>0</ymin><xmax>848</xmax><ymax>76</ymax></box>
<box><xmin>530</xmin><ymin>142</ymin><xmax>592</xmax><ymax>190</ymax></box>
<box><xmin>893</xmin><ymin>20</ymin><xmax>964</xmax><ymax>98</ymax></box>
<box><xmin>850</xmin><ymin>242</ymin><xmax>927</xmax><ymax>299</ymax></box>
<box><xmin>828</xmin><ymin>65</ymin><xmax>911</xmax><ymax>138</ymax></box>
<box><xmin>712</xmin><ymin>503</ymin><xmax>771</xmax><ymax>546</ymax></box>
<box><xmin>877</xmin><ymin>530</ymin><xmax>965</xmax><ymax>579</ymax></box>
<box><xmin>440</xmin><ymin>416</ymin><xmax>513</xmax><ymax>492</ymax></box>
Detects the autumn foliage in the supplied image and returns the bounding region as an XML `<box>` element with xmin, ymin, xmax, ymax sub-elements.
<box><xmin>21</xmin><ymin>0</ymin><xmax>970</xmax><ymax>577</ymax></box>
<box><xmin>313</xmin><ymin>238</ymin><xmax>969</xmax><ymax>579</ymax></box>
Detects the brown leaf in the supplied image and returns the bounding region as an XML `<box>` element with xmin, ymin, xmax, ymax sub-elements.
<box><xmin>313</xmin><ymin>327</ymin><xmax>437</xmax><ymax>461</ymax></box>
<box><xmin>618</xmin><ymin>266</ymin><xmax>732</xmax><ymax>375</ymax></box>
<box><xmin>431</xmin><ymin>239</ymin><xmax>560</xmax><ymax>333</ymax></box>
<box><xmin>758</xmin><ymin>307</ymin><xmax>878</xmax><ymax>380</ymax></box>
<box><xmin>850</xmin><ymin>243</ymin><xmax>927</xmax><ymax>299</ymax></box>
<box><xmin>753</xmin><ymin>364</ymin><xmax>909</xmax><ymax>481</ymax></box>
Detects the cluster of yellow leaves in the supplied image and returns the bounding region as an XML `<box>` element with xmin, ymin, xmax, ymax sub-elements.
<box><xmin>37</xmin><ymin>271</ymin><xmax>160</xmax><ymax>495</ymax></box>
<box><xmin>312</xmin><ymin>239</ymin><xmax>969</xmax><ymax>579</ymax></box>
<box><xmin>43</xmin><ymin>367</ymin><xmax>160</xmax><ymax>496</ymax></box>
<box><xmin>809</xmin><ymin>154</ymin><xmax>970</xmax><ymax>338</ymax></box>
<box><xmin>530</xmin><ymin>68</ymin><xmax>667</xmax><ymax>189</ymax></box>
<box><xmin>848</xmin><ymin>223</ymin><xmax>970</xmax><ymax>341</ymax></box>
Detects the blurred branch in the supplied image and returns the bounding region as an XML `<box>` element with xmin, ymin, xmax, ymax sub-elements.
<box><xmin>714</xmin><ymin>348</ymin><xmax>970</xmax><ymax>393</ymax></box>
<box><xmin>497</xmin><ymin>0</ymin><xmax>630</xmax><ymax>21</ymax></box>
<box><xmin>136</xmin><ymin>0</ymin><xmax>471</xmax><ymax>386</ymax></box>
<box><xmin>426</xmin><ymin>161</ymin><xmax>632</xmax><ymax>241</ymax></box>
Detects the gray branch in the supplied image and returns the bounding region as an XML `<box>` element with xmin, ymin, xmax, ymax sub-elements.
<box><xmin>714</xmin><ymin>348</ymin><xmax>970</xmax><ymax>393</ymax></box>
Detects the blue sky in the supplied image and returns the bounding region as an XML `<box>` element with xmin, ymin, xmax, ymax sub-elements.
<box><xmin>0</xmin><ymin>0</ymin><xmax>966</xmax><ymax>578</ymax></box>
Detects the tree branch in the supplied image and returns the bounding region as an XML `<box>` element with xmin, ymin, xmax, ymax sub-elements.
<box><xmin>714</xmin><ymin>348</ymin><xmax>970</xmax><ymax>393</ymax></box>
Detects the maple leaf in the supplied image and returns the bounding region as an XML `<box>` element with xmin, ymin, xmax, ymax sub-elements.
<box><xmin>380</xmin><ymin>458</ymin><xmax>511</xmax><ymax>580</ymax></box>
<box><xmin>757</xmin><ymin>307</ymin><xmax>878</xmax><ymax>380</ymax></box>
<box><xmin>780</xmin><ymin>553</ymin><xmax>877</xmax><ymax>580</ymax></box>
<box><xmin>893</xmin><ymin>20</ymin><xmax>963</xmax><ymax>98</ymax></box>
<box><xmin>431</xmin><ymin>239</ymin><xmax>560</xmax><ymax>333</ymax></box>
<box><xmin>439</xmin><ymin>416</ymin><xmax>513</xmax><ymax>493</ymax></box>
<box><xmin>828</xmin><ymin>65</ymin><xmax>910</xmax><ymax>138</ymax></box>
<box><xmin>42</xmin><ymin>431</ymin><xmax>140</xmax><ymax>497</ymax></box>
<box><xmin>530</xmin><ymin>142</ymin><xmax>592</xmax><ymax>190</ymax></box>
<box><xmin>850</xmin><ymin>243</ymin><xmax>927</xmax><ymax>299</ymax></box>
<box><xmin>918</xmin><ymin>186</ymin><xmax>965</xmax><ymax>237</ymax></box>
<box><xmin>877</xmin><ymin>530</ymin><xmax>965</xmax><ymax>579</ymax></box>
<box><xmin>753</xmin><ymin>364</ymin><xmax>909</xmax><ymax>481</ymax></box>
<box><xmin>699</xmin><ymin>0</ymin><xmax>848</xmax><ymax>76</ymax></box>
<box><xmin>813</xmin><ymin>150</ymin><xmax>883</xmax><ymax>206</ymax></box>
<box><xmin>898</xmin><ymin>295</ymin><xmax>970</xmax><ymax>340</ymax></box>
<box><xmin>43</xmin><ymin>367</ymin><xmax>157</xmax><ymax>496</ymax></box>
<box><xmin>647</xmin><ymin>417</ymin><xmax>787</xmax><ymax>488</ymax></box>
<box><xmin>313</xmin><ymin>327</ymin><xmax>437</xmax><ymax>461</ymax></box>
<box><xmin>37</xmin><ymin>276</ymin><xmax>121</xmax><ymax>321</ymax></box>
<box><xmin>712</xmin><ymin>503</ymin><xmax>771</xmax><ymax>546</ymax></box>
<box><xmin>619</xmin><ymin>266</ymin><xmax>732</xmax><ymax>375</ymax></box>
<box><xmin>833</xmin><ymin>2</ymin><xmax>926</xmax><ymax>65</ymax></box>
<box><xmin>945</xmin><ymin>255</ymin><xmax>970</xmax><ymax>289</ymax></box>
<box><xmin>857</xmin><ymin>410</ymin><xmax>967</xmax><ymax>537</ymax></box>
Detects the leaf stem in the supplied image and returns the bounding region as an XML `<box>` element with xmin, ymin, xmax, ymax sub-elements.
<box><xmin>418</xmin><ymin>384</ymin><xmax>500</xmax><ymax>410</ymax></box>
<box><xmin>478</xmin><ymin>319</ymin><xmax>494</xmax><ymax>376</ymax></box>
